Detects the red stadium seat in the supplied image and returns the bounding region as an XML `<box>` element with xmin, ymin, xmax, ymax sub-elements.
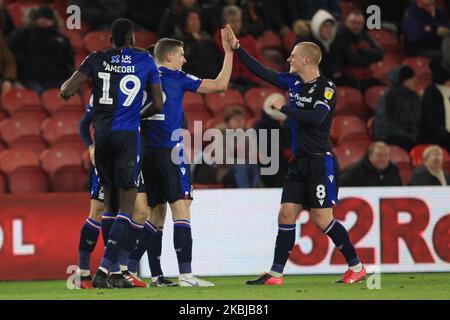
<box><xmin>41</xmin><ymin>116</ymin><xmax>85</xmax><ymax>154</ymax></box>
<box><xmin>246</xmin><ymin>117</ymin><xmax>259</xmax><ymax>128</ymax></box>
<box><xmin>367</xmin><ymin>116</ymin><xmax>375</xmax><ymax>137</ymax></box>
<box><xmin>205</xmin><ymin>89</ymin><xmax>245</xmax><ymax>115</ymax></box>
<box><xmin>283</xmin><ymin>31</ymin><xmax>297</xmax><ymax>51</ymax></box>
<box><xmin>333</xmin><ymin>144</ymin><xmax>366</xmax><ymax>172</ymax></box>
<box><xmin>403</xmin><ymin>57</ymin><xmax>432</xmax><ymax>84</ymax></box>
<box><xmin>0</xmin><ymin>110</ymin><xmax>6</xmax><ymax>123</ymax></box>
<box><xmin>335</xmin><ymin>86</ymin><xmax>368</xmax><ymax>119</ymax></box>
<box><xmin>41</xmin><ymin>88</ymin><xmax>84</xmax><ymax>115</ymax></box>
<box><xmin>409</xmin><ymin>144</ymin><xmax>450</xmax><ymax>168</ymax></box>
<box><xmin>82</xmin><ymin>89</ymin><xmax>93</xmax><ymax>106</ymax></box>
<box><xmin>6</xmin><ymin>3</ymin><xmax>39</xmax><ymax>28</ymax></box>
<box><xmin>364</xmin><ymin>85</ymin><xmax>388</xmax><ymax>112</ymax></box>
<box><xmin>261</xmin><ymin>56</ymin><xmax>283</xmax><ymax>73</ymax></box>
<box><xmin>339</xmin><ymin>134</ymin><xmax>373</xmax><ymax>150</ymax></box>
<box><xmin>75</xmin><ymin>52</ymin><xmax>88</xmax><ymax>69</ymax></box>
<box><xmin>330</xmin><ymin>115</ymin><xmax>367</xmax><ymax>145</ymax></box>
<box><xmin>0</xmin><ymin>172</ymin><xmax>5</xmax><ymax>194</ymax></box>
<box><xmin>135</xmin><ymin>31</ymin><xmax>158</xmax><ymax>48</ymax></box>
<box><xmin>244</xmin><ymin>87</ymin><xmax>282</xmax><ymax>114</ymax></box>
<box><xmin>202</xmin><ymin>118</ymin><xmax>216</xmax><ymax>130</ymax></box>
<box><xmin>0</xmin><ymin>118</ymin><xmax>47</xmax><ymax>155</ymax></box>
<box><xmin>389</xmin><ymin>145</ymin><xmax>410</xmax><ymax>164</ymax></box>
<box><xmin>184</xmin><ymin>109</ymin><xmax>213</xmax><ymax>135</ymax></box>
<box><xmin>82</xmin><ymin>149</ymin><xmax>91</xmax><ymax>171</ymax></box>
<box><xmin>371</xmin><ymin>56</ymin><xmax>400</xmax><ymax>84</ymax></box>
<box><xmin>10</xmin><ymin>111</ymin><xmax>49</xmax><ymax>124</ymax></box>
<box><xmin>83</xmin><ymin>31</ymin><xmax>110</xmax><ymax>52</ymax></box>
<box><xmin>257</xmin><ymin>30</ymin><xmax>283</xmax><ymax>51</ymax></box>
<box><xmin>0</xmin><ymin>149</ymin><xmax>49</xmax><ymax>193</ymax></box>
<box><xmin>40</xmin><ymin>148</ymin><xmax>86</xmax><ymax>191</ymax></box>
<box><xmin>1</xmin><ymin>88</ymin><xmax>42</xmax><ymax>115</ymax></box>
<box><xmin>383</xmin><ymin>51</ymin><xmax>406</xmax><ymax>64</ymax></box>
<box><xmin>193</xmin><ymin>183</ymin><xmax>224</xmax><ymax>189</ymax></box>
<box><xmin>368</xmin><ymin>29</ymin><xmax>401</xmax><ymax>53</ymax></box>
<box><xmin>389</xmin><ymin>145</ymin><xmax>412</xmax><ymax>185</ymax></box>
<box><xmin>415</xmin><ymin>81</ymin><xmax>429</xmax><ymax>97</ymax></box>
<box><xmin>183</xmin><ymin>92</ymin><xmax>205</xmax><ymax>112</ymax></box>
<box><xmin>62</xmin><ymin>29</ymin><xmax>85</xmax><ymax>53</ymax></box>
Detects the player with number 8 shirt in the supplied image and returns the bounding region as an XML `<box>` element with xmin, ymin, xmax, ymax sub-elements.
<box><xmin>223</xmin><ymin>25</ymin><xmax>367</xmax><ymax>285</ymax></box>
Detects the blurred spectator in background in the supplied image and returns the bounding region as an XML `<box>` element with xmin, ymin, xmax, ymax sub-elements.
<box><xmin>218</xmin><ymin>106</ymin><xmax>262</xmax><ymax>188</ymax></box>
<box><xmin>70</xmin><ymin>0</ymin><xmax>127</xmax><ymax>30</ymax></box>
<box><xmin>0</xmin><ymin>11</ymin><xmax>16</xmax><ymax>93</ymax></box>
<box><xmin>193</xmin><ymin>106</ymin><xmax>262</xmax><ymax>188</ymax></box>
<box><xmin>421</xmin><ymin>62</ymin><xmax>450</xmax><ymax>152</ymax></box>
<box><xmin>299</xmin><ymin>9</ymin><xmax>341</xmax><ymax>82</ymax></box>
<box><xmin>215</xmin><ymin>5</ymin><xmax>262</xmax><ymax>92</ymax></box>
<box><xmin>286</xmin><ymin>0</ymin><xmax>341</xmax><ymax>23</ymax></box>
<box><xmin>361</xmin><ymin>0</ymin><xmax>408</xmax><ymax>33</ymax></box>
<box><xmin>244</xmin><ymin>0</ymin><xmax>291</xmax><ymax>37</ymax></box>
<box><xmin>175</xmin><ymin>8</ymin><xmax>221</xmax><ymax>79</ymax></box>
<box><xmin>374</xmin><ymin>66</ymin><xmax>422</xmax><ymax>151</ymax></box>
<box><xmin>0</xmin><ymin>0</ymin><xmax>15</xmax><ymax>36</ymax></box>
<box><xmin>201</xmin><ymin>0</ymin><xmax>263</xmax><ymax>37</ymax></box>
<box><xmin>126</xmin><ymin>0</ymin><xmax>169</xmax><ymax>32</ymax></box>
<box><xmin>335</xmin><ymin>8</ymin><xmax>384</xmax><ymax>91</ymax></box>
<box><xmin>158</xmin><ymin>0</ymin><xmax>200</xmax><ymax>38</ymax></box>
<box><xmin>340</xmin><ymin>142</ymin><xmax>403</xmax><ymax>186</ymax></box>
<box><xmin>253</xmin><ymin>93</ymin><xmax>290</xmax><ymax>187</ymax></box>
<box><xmin>7</xmin><ymin>6</ymin><xmax>74</xmax><ymax>94</ymax></box>
<box><xmin>402</xmin><ymin>0</ymin><xmax>450</xmax><ymax>60</ymax></box>
<box><xmin>408</xmin><ymin>145</ymin><xmax>450</xmax><ymax>185</ymax></box>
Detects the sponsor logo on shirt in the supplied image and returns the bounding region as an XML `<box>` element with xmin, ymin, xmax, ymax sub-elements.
<box><xmin>145</xmin><ymin>114</ymin><xmax>165</xmax><ymax>121</ymax></box>
<box><xmin>122</xmin><ymin>55</ymin><xmax>132</xmax><ymax>64</ymax></box>
<box><xmin>186</xmin><ymin>73</ymin><xmax>200</xmax><ymax>81</ymax></box>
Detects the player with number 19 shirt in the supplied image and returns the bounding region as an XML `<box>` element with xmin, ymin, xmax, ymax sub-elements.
<box><xmin>78</xmin><ymin>46</ymin><xmax>160</xmax><ymax>189</ymax></box>
<box><xmin>60</xmin><ymin>18</ymin><xmax>164</xmax><ymax>289</ymax></box>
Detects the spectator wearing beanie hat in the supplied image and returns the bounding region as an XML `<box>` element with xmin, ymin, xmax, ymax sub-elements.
<box><xmin>374</xmin><ymin>65</ymin><xmax>422</xmax><ymax>151</ymax></box>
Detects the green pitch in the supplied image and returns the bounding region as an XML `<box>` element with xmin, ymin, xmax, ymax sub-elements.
<box><xmin>0</xmin><ymin>273</ymin><xmax>449</xmax><ymax>300</ymax></box>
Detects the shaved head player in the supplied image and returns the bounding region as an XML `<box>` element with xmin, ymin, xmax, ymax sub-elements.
<box><xmin>225</xmin><ymin>25</ymin><xmax>366</xmax><ymax>285</ymax></box>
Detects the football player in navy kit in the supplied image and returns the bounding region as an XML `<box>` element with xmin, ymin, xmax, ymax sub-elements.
<box><xmin>137</xmin><ymin>29</ymin><xmax>234</xmax><ymax>287</ymax></box>
<box><xmin>224</xmin><ymin>25</ymin><xmax>366</xmax><ymax>285</ymax></box>
<box><xmin>75</xmin><ymin>96</ymin><xmax>150</xmax><ymax>289</ymax></box>
<box><xmin>60</xmin><ymin>18</ymin><xmax>164</xmax><ymax>288</ymax></box>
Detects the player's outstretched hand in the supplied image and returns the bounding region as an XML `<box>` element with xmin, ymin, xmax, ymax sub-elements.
<box><xmin>267</xmin><ymin>93</ymin><xmax>286</xmax><ymax>111</ymax></box>
<box><xmin>221</xmin><ymin>28</ymin><xmax>232</xmax><ymax>53</ymax></box>
<box><xmin>225</xmin><ymin>24</ymin><xmax>240</xmax><ymax>50</ymax></box>
<box><xmin>89</xmin><ymin>144</ymin><xmax>95</xmax><ymax>166</ymax></box>
<box><xmin>59</xmin><ymin>91</ymin><xmax>72</xmax><ymax>101</ymax></box>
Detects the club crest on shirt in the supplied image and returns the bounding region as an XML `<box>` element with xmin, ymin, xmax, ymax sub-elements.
<box><xmin>111</xmin><ymin>55</ymin><xmax>120</xmax><ymax>63</ymax></box>
<box><xmin>324</xmin><ymin>87</ymin><xmax>334</xmax><ymax>100</ymax></box>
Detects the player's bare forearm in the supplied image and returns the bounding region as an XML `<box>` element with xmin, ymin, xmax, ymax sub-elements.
<box><xmin>141</xmin><ymin>83</ymin><xmax>164</xmax><ymax>118</ymax></box>
<box><xmin>59</xmin><ymin>71</ymin><xmax>88</xmax><ymax>100</ymax></box>
<box><xmin>197</xmin><ymin>51</ymin><xmax>233</xmax><ymax>94</ymax></box>
<box><xmin>150</xmin><ymin>82</ymin><xmax>164</xmax><ymax>111</ymax></box>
